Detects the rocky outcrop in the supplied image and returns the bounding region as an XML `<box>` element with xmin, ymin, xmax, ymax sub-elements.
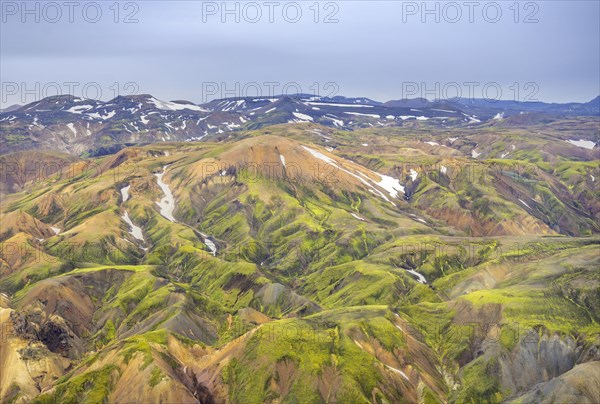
<box><xmin>481</xmin><ymin>330</ymin><xmax>600</xmax><ymax>399</ymax></box>
<box><xmin>509</xmin><ymin>361</ymin><xmax>600</xmax><ymax>403</ymax></box>
<box><xmin>10</xmin><ymin>311</ymin><xmax>77</xmax><ymax>356</ymax></box>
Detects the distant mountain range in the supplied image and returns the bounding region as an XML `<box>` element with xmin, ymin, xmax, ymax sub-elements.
<box><xmin>1</xmin><ymin>94</ymin><xmax>598</xmax><ymax>156</ymax></box>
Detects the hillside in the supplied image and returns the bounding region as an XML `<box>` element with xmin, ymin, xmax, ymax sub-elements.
<box><xmin>0</xmin><ymin>123</ymin><xmax>598</xmax><ymax>403</ymax></box>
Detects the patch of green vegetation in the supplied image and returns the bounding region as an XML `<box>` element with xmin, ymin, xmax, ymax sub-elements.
<box><xmin>225</xmin><ymin>313</ymin><xmax>388</xmax><ymax>403</ymax></box>
<box><xmin>461</xmin><ymin>287</ymin><xmax>591</xmax><ymax>337</ymax></box>
<box><xmin>119</xmin><ymin>330</ymin><xmax>168</xmax><ymax>369</ymax></box>
<box><xmin>32</xmin><ymin>365</ymin><xmax>119</xmax><ymax>404</ymax></box>
<box><xmin>96</xmin><ymin>319</ymin><xmax>116</xmax><ymax>347</ymax></box>
<box><xmin>149</xmin><ymin>367</ymin><xmax>165</xmax><ymax>388</ymax></box>
<box><xmin>453</xmin><ymin>357</ymin><xmax>503</xmax><ymax>403</ymax></box>
<box><xmin>302</xmin><ymin>261</ymin><xmax>402</xmax><ymax>308</ymax></box>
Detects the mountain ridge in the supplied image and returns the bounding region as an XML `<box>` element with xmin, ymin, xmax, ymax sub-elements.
<box><xmin>1</xmin><ymin>93</ymin><xmax>598</xmax><ymax>156</ymax></box>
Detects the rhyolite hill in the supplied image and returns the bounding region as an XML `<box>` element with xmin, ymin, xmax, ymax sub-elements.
<box><xmin>0</xmin><ymin>114</ymin><xmax>598</xmax><ymax>402</ymax></box>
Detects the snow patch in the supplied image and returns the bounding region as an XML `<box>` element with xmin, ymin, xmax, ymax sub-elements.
<box><xmin>409</xmin><ymin>169</ymin><xmax>418</xmax><ymax>181</ymax></box>
<box><xmin>121</xmin><ymin>211</ymin><xmax>145</xmax><ymax>242</ymax></box>
<box><xmin>66</xmin><ymin>105</ymin><xmax>93</xmax><ymax>114</ymax></box>
<box><xmin>351</xmin><ymin>213</ymin><xmax>366</xmax><ymax>221</ymax></box>
<box><xmin>307</xmin><ymin>102</ymin><xmax>373</xmax><ymax>108</ymax></box>
<box><xmin>405</xmin><ymin>269</ymin><xmax>427</xmax><ymax>284</ymax></box>
<box><xmin>344</xmin><ymin>112</ymin><xmax>380</xmax><ymax>118</ymax></box>
<box><xmin>385</xmin><ymin>364</ymin><xmax>410</xmax><ymax>381</ymax></box>
<box><xmin>566</xmin><ymin>139</ymin><xmax>595</xmax><ymax>150</ymax></box>
<box><xmin>155</xmin><ymin>166</ymin><xmax>176</xmax><ymax>222</ymax></box>
<box><xmin>120</xmin><ymin>185</ymin><xmax>130</xmax><ymax>202</ymax></box>
<box><xmin>374</xmin><ymin>172</ymin><xmax>405</xmax><ymax>199</ymax></box>
<box><xmin>200</xmin><ymin>232</ymin><xmax>217</xmax><ymax>256</ymax></box>
<box><xmin>149</xmin><ymin>97</ymin><xmax>208</xmax><ymax>112</ymax></box>
<box><xmin>323</xmin><ymin>115</ymin><xmax>344</xmax><ymax>126</ymax></box>
<box><xmin>66</xmin><ymin>123</ymin><xmax>77</xmax><ymax>136</ymax></box>
<box><xmin>518</xmin><ymin>199</ymin><xmax>531</xmax><ymax>209</ymax></box>
<box><xmin>302</xmin><ymin>146</ymin><xmax>337</xmax><ymax>165</ymax></box>
<box><xmin>301</xmin><ymin>146</ymin><xmax>405</xmax><ymax>203</ymax></box>
<box><xmin>292</xmin><ymin>112</ymin><xmax>313</xmax><ymax>121</ymax></box>
<box><xmin>88</xmin><ymin>110</ymin><xmax>116</xmax><ymax>120</ymax></box>
<box><xmin>464</xmin><ymin>113</ymin><xmax>481</xmax><ymax>123</ymax></box>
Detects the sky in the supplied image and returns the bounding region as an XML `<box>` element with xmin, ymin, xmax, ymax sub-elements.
<box><xmin>1</xmin><ymin>0</ymin><xmax>599</xmax><ymax>107</ymax></box>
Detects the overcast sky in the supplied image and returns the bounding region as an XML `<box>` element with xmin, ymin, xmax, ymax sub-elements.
<box><xmin>1</xmin><ymin>1</ymin><xmax>599</xmax><ymax>107</ymax></box>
